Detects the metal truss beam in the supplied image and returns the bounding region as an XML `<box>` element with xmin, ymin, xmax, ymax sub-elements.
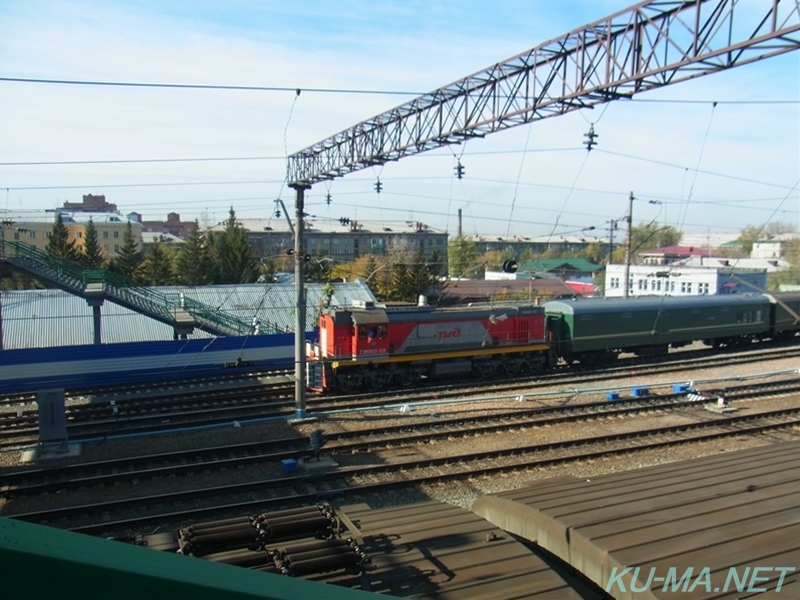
<box><xmin>287</xmin><ymin>0</ymin><xmax>800</xmax><ymax>186</ymax></box>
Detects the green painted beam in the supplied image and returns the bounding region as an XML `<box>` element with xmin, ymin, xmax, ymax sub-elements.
<box><xmin>0</xmin><ymin>518</ymin><xmax>377</xmax><ymax>600</ymax></box>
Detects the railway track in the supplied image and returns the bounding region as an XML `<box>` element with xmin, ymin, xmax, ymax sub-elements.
<box><xmin>7</xmin><ymin>400</ymin><xmax>800</xmax><ymax>536</ymax></box>
<box><xmin>2</xmin><ymin>344</ymin><xmax>797</xmax><ymax>447</ymax></box>
<box><xmin>4</xmin><ymin>377</ymin><xmax>799</xmax><ymax>498</ymax></box>
<box><xmin>0</xmin><ymin>379</ymin><xmax>296</xmax><ymax>447</ymax></box>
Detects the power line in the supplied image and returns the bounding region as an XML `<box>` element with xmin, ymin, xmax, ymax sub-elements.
<box><xmin>0</xmin><ymin>156</ymin><xmax>284</xmax><ymax>166</ymax></box>
<box><xmin>2</xmin><ymin>76</ymin><xmax>797</xmax><ymax>104</ymax></box>
<box><xmin>0</xmin><ymin>76</ymin><xmax>422</xmax><ymax>96</ymax></box>
<box><xmin>630</xmin><ymin>98</ymin><xmax>799</xmax><ymax>105</ymax></box>
<box><xmin>4</xmin><ymin>179</ymin><xmax>284</xmax><ymax>191</ymax></box>
<box><xmin>0</xmin><ymin>147</ymin><xmax>577</xmax><ymax>167</ymax></box>
<box><xmin>594</xmin><ymin>149</ymin><xmax>797</xmax><ymax>191</ymax></box>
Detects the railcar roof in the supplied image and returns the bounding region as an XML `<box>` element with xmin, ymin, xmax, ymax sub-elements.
<box><xmin>544</xmin><ymin>294</ymin><xmax>771</xmax><ymax>315</ymax></box>
<box><xmin>333</xmin><ymin>304</ymin><xmax>544</xmax><ymax>324</ymax></box>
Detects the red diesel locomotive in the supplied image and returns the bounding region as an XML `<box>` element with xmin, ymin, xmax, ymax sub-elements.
<box><xmin>306</xmin><ymin>301</ymin><xmax>549</xmax><ymax>392</ymax></box>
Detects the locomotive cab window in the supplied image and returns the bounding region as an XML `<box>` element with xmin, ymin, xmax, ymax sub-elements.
<box><xmin>358</xmin><ymin>326</ymin><xmax>367</xmax><ymax>339</ymax></box>
<box><xmin>377</xmin><ymin>324</ymin><xmax>387</xmax><ymax>338</ymax></box>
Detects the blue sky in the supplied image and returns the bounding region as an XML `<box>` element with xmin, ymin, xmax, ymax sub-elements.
<box><xmin>1</xmin><ymin>0</ymin><xmax>798</xmax><ymax>240</ymax></box>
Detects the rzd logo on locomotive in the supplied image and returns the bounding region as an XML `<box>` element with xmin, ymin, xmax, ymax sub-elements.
<box><xmin>438</xmin><ymin>328</ymin><xmax>461</xmax><ymax>341</ymax></box>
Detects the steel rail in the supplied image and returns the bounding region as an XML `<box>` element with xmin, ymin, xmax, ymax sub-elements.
<box><xmin>3</xmin><ymin>380</ymin><xmax>799</xmax><ymax>497</ymax></box>
<box><xmin>10</xmin><ymin>407</ymin><xmax>799</xmax><ymax>533</ymax></box>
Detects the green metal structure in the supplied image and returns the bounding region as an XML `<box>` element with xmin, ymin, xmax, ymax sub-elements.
<box><xmin>0</xmin><ymin>240</ymin><xmax>282</xmax><ymax>336</ymax></box>
<box><xmin>0</xmin><ymin>517</ymin><xmax>376</xmax><ymax>600</ymax></box>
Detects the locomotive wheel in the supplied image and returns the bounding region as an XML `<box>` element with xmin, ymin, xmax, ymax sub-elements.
<box><xmin>395</xmin><ymin>370</ymin><xmax>420</xmax><ymax>387</ymax></box>
<box><xmin>365</xmin><ymin>371</ymin><xmax>388</xmax><ymax>391</ymax></box>
<box><xmin>336</xmin><ymin>373</ymin><xmax>358</xmax><ymax>393</ymax></box>
<box><xmin>476</xmin><ymin>362</ymin><xmax>496</xmax><ymax>378</ymax></box>
<box><xmin>502</xmin><ymin>361</ymin><xmax>521</xmax><ymax>376</ymax></box>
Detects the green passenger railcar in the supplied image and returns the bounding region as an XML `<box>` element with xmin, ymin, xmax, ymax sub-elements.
<box><xmin>767</xmin><ymin>292</ymin><xmax>800</xmax><ymax>338</ymax></box>
<box><xmin>544</xmin><ymin>295</ymin><xmax>772</xmax><ymax>365</ymax></box>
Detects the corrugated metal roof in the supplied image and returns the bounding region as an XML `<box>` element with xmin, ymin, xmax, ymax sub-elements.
<box><xmin>324</xmin><ymin>501</ymin><xmax>582</xmax><ymax>599</ymax></box>
<box><xmin>473</xmin><ymin>442</ymin><xmax>800</xmax><ymax>600</ymax></box>
<box><xmin>0</xmin><ymin>282</ymin><xmax>375</xmax><ymax>349</ymax></box>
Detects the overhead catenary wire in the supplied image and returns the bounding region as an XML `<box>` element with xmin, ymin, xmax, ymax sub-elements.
<box><xmin>677</xmin><ymin>102</ymin><xmax>718</xmax><ymax>231</ymax></box>
<box><xmin>3</xmin><ymin>76</ymin><xmax>797</xmax><ymax>105</ymax></box>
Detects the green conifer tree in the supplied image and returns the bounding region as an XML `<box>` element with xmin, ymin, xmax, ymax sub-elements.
<box><xmin>46</xmin><ymin>212</ymin><xmax>81</xmax><ymax>262</ymax></box>
<box><xmin>214</xmin><ymin>208</ymin><xmax>256</xmax><ymax>284</ymax></box>
<box><xmin>175</xmin><ymin>221</ymin><xmax>212</xmax><ymax>285</ymax></box>
<box><xmin>81</xmin><ymin>218</ymin><xmax>105</xmax><ymax>268</ymax></box>
<box><xmin>110</xmin><ymin>221</ymin><xmax>143</xmax><ymax>279</ymax></box>
<box><xmin>138</xmin><ymin>239</ymin><xmax>174</xmax><ymax>286</ymax></box>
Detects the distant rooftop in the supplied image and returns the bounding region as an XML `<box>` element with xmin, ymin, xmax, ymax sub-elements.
<box><xmin>639</xmin><ymin>245</ymin><xmax>712</xmax><ymax>256</ymax></box>
<box><xmin>210</xmin><ymin>218</ymin><xmax>445</xmax><ymax>235</ymax></box>
<box><xmin>0</xmin><ymin>209</ymin><xmax>137</xmax><ymax>225</ymax></box>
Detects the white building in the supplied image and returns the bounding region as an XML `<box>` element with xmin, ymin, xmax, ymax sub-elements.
<box><xmin>604</xmin><ymin>264</ymin><xmax>767</xmax><ymax>298</ymax></box>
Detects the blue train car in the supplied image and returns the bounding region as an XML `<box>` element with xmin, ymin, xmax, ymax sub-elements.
<box><xmin>0</xmin><ymin>333</ymin><xmax>304</xmax><ymax>394</ymax></box>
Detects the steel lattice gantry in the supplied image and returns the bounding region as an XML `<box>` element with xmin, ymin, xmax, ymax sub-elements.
<box><xmin>287</xmin><ymin>0</ymin><xmax>800</xmax><ymax>186</ymax></box>
<box><xmin>284</xmin><ymin>0</ymin><xmax>799</xmax><ymax>419</ymax></box>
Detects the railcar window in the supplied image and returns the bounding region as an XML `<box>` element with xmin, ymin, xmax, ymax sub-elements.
<box><xmin>377</xmin><ymin>324</ymin><xmax>387</xmax><ymax>338</ymax></box>
<box><xmin>757</xmin><ymin>310</ymin><xmax>763</xmax><ymax>322</ymax></box>
<box><xmin>358</xmin><ymin>326</ymin><xmax>367</xmax><ymax>339</ymax></box>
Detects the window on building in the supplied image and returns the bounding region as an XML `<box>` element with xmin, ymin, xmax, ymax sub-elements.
<box><xmin>699</xmin><ymin>282</ymin><xmax>709</xmax><ymax>294</ymax></box>
<box><xmin>654</xmin><ymin>280</ymin><xmax>661</xmax><ymax>291</ymax></box>
<box><xmin>29</xmin><ymin>231</ymin><xmax>35</xmax><ymax>239</ymax></box>
<box><xmin>686</xmin><ymin>283</ymin><xmax>693</xmax><ymax>294</ymax></box>
<box><xmin>76</xmin><ymin>232</ymin><xmax>82</xmax><ymax>238</ymax></box>
<box><xmin>638</xmin><ymin>279</ymin><xmax>646</xmax><ymax>290</ymax></box>
<box><xmin>13</xmin><ymin>232</ymin><xmax>19</xmax><ymax>240</ymax></box>
<box><xmin>103</xmin><ymin>231</ymin><xmax>109</xmax><ymax>238</ymax></box>
<box><xmin>114</xmin><ymin>244</ymin><xmax>120</xmax><ymax>252</ymax></box>
<box><xmin>113</xmin><ymin>231</ymin><xmax>119</xmax><ymax>238</ymax></box>
<box><xmin>681</xmin><ymin>282</ymin><xmax>688</xmax><ymax>293</ymax></box>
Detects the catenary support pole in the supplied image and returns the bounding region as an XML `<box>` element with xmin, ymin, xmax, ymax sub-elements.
<box><xmin>624</xmin><ymin>191</ymin><xmax>634</xmax><ymax>299</ymax></box>
<box><xmin>290</xmin><ymin>183</ymin><xmax>310</xmax><ymax>419</ymax></box>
